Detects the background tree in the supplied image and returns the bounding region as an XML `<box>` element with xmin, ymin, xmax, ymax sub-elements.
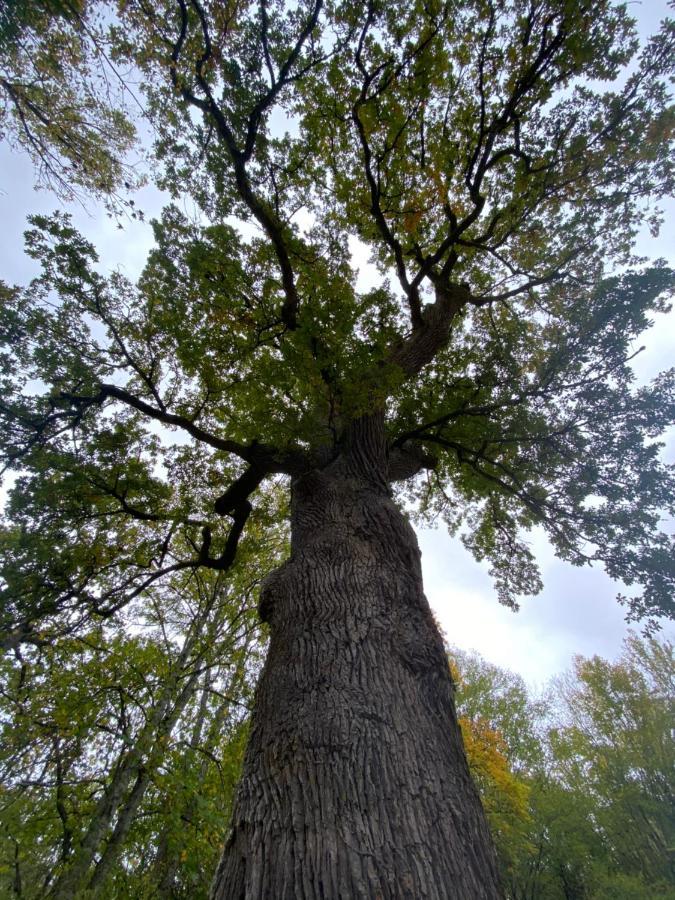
<box><xmin>0</xmin><ymin>0</ymin><xmax>144</xmax><ymax>211</ymax></box>
<box><xmin>548</xmin><ymin>635</ymin><xmax>675</xmax><ymax>894</ymax></box>
<box><xmin>0</xmin><ymin>563</ymin><xmax>267</xmax><ymax>899</ymax></box>
<box><xmin>449</xmin><ymin>648</ymin><xmax>543</xmax><ymax>893</ymax></box>
<box><xmin>1</xmin><ymin>0</ymin><xmax>674</xmax><ymax>896</ymax></box>
<box><xmin>451</xmin><ymin>638</ymin><xmax>675</xmax><ymax>900</ymax></box>
<box><xmin>449</xmin><ymin>647</ymin><xmax>546</xmax><ymax>771</ymax></box>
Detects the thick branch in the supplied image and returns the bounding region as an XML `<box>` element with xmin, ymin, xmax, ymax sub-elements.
<box><xmin>200</xmin><ymin>499</ymin><xmax>252</xmax><ymax>571</ymax></box>
<box><xmin>214</xmin><ymin>465</ymin><xmax>267</xmax><ymax>516</ymax></box>
<box><xmin>388</xmin><ymin>443</ymin><xmax>437</xmax><ymax>482</ymax></box>
<box><xmin>59</xmin><ymin>384</ymin><xmax>307</xmax><ymax>474</ymax></box>
<box><xmin>389</xmin><ymin>281</ymin><xmax>471</xmax><ymax>376</ymax></box>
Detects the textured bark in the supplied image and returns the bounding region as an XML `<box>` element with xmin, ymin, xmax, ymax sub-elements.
<box><xmin>212</xmin><ymin>415</ymin><xmax>502</xmax><ymax>899</ymax></box>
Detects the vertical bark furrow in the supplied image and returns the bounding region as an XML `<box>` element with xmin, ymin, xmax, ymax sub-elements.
<box><xmin>213</xmin><ymin>454</ymin><xmax>502</xmax><ymax>899</ymax></box>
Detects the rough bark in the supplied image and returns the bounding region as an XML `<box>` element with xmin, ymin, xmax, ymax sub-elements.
<box><xmin>212</xmin><ymin>415</ymin><xmax>502</xmax><ymax>899</ymax></box>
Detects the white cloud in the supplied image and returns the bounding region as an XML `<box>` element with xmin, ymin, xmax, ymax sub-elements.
<box><xmin>420</xmin><ymin>525</ymin><xmax>675</xmax><ymax>689</ymax></box>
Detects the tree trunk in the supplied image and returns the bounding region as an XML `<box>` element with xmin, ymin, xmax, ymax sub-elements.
<box><xmin>212</xmin><ymin>415</ymin><xmax>502</xmax><ymax>899</ymax></box>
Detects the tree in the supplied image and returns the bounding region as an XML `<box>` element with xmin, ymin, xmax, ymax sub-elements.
<box><xmin>0</xmin><ymin>563</ymin><xmax>265</xmax><ymax>898</ymax></box>
<box><xmin>549</xmin><ymin>635</ymin><xmax>675</xmax><ymax>894</ymax></box>
<box><xmin>449</xmin><ymin>650</ymin><xmax>537</xmax><ymax>891</ymax></box>
<box><xmin>449</xmin><ymin>647</ymin><xmax>546</xmax><ymax>772</ymax></box>
<box><xmin>1</xmin><ymin>0</ymin><xmax>674</xmax><ymax>896</ymax></box>
<box><xmin>450</xmin><ymin>639</ymin><xmax>675</xmax><ymax>900</ymax></box>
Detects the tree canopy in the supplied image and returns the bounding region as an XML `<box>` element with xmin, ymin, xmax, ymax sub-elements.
<box><xmin>0</xmin><ymin>563</ymin><xmax>264</xmax><ymax>897</ymax></box>
<box><xmin>1</xmin><ymin>0</ymin><xmax>674</xmax><ymax>652</ymax></box>
<box><xmin>0</xmin><ymin>0</ymin><xmax>143</xmax><ymax>210</ymax></box>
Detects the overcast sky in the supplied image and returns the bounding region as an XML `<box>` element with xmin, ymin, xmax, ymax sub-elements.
<box><xmin>1</xmin><ymin>0</ymin><xmax>673</xmax><ymax>688</ymax></box>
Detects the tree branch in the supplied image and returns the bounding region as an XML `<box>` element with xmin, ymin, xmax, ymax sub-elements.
<box><xmin>169</xmin><ymin>0</ymin><xmax>325</xmax><ymax>330</ymax></box>
<box><xmin>59</xmin><ymin>384</ymin><xmax>307</xmax><ymax>474</ymax></box>
<box><xmin>388</xmin><ymin>280</ymin><xmax>471</xmax><ymax>376</ymax></box>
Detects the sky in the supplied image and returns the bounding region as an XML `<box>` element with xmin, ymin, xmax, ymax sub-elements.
<box><xmin>1</xmin><ymin>0</ymin><xmax>673</xmax><ymax>689</ymax></box>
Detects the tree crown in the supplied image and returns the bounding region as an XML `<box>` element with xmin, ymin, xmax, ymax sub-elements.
<box><xmin>1</xmin><ymin>0</ymin><xmax>674</xmax><ymax>644</ymax></box>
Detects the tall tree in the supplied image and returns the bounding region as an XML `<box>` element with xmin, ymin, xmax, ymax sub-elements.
<box><xmin>549</xmin><ymin>635</ymin><xmax>675</xmax><ymax>892</ymax></box>
<box><xmin>0</xmin><ymin>563</ymin><xmax>265</xmax><ymax>899</ymax></box>
<box><xmin>451</xmin><ymin>640</ymin><xmax>675</xmax><ymax>900</ymax></box>
<box><xmin>1</xmin><ymin>0</ymin><xmax>674</xmax><ymax>896</ymax></box>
